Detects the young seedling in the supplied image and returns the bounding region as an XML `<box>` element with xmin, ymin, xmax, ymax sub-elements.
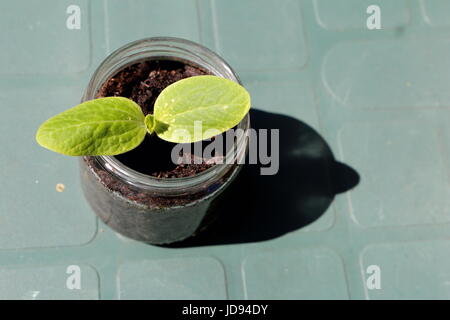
<box><xmin>36</xmin><ymin>75</ymin><xmax>251</xmax><ymax>156</ymax></box>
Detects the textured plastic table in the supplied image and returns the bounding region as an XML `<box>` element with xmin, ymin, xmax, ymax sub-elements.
<box><xmin>1</xmin><ymin>0</ymin><xmax>450</xmax><ymax>300</ymax></box>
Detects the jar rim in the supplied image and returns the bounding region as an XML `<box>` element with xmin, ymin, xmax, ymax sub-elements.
<box><xmin>83</xmin><ymin>37</ymin><xmax>249</xmax><ymax>193</ymax></box>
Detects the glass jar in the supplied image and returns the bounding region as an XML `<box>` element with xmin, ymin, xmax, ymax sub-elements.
<box><xmin>79</xmin><ymin>37</ymin><xmax>250</xmax><ymax>245</ymax></box>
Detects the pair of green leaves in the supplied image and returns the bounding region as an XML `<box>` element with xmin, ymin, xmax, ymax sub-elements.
<box><xmin>36</xmin><ymin>75</ymin><xmax>251</xmax><ymax>156</ymax></box>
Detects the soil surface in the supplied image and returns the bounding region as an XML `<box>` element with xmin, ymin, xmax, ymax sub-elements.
<box><xmin>97</xmin><ymin>60</ymin><xmax>214</xmax><ymax>178</ymax></box>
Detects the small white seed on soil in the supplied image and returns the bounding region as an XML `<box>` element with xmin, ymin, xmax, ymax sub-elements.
<box><xmin>56</xmin><ymin>183</ymin><xmax>65</xmax><ymax>192</ymax></box>
<box><xmin>35</xmin><ymin>180</ymin><xmax>39</xmax><ymax>184</ymax></box>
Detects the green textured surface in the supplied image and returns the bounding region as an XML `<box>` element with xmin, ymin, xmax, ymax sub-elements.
<box><xmin>1</xmin><ymin>0</ymin><xmax>450</xmax><ymax>300</ymax></box>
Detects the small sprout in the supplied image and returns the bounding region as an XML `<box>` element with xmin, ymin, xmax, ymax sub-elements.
<box><xmin>36</xmin><ymin>76</ymin><xmax>251</xmax><ymax>156</ymax></box>
<box><xmin>144</xmin><ymin>114</ymin><xmax>155</xmax><ymax>134</ymax></box>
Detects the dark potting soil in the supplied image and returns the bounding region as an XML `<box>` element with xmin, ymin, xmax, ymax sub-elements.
<box><xmin>96</xmin><ymin>59</ymin><xmax>214</xmax><ymax>178</ymax></box>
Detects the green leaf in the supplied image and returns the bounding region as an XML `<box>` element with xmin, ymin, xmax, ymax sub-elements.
<box><xmin>153</xmin><ymin>75</ymin><xmax>251</xmax><ymax>143</ymax></box>
<box><xmin>36</xmin><ymin>97</ymin><xmax>146</xmax><ymax>156</ymax></box>
<box><xmin>144</xmin><ymin>114</ymin><xmax>155</xmax><ymax>134</ymax></box>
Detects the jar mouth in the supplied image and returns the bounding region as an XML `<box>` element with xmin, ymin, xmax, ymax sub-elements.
<box><xmin>83</xmin><ymin>37</ymin><xmax>250</xmax><ymax>192</ymax></box>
